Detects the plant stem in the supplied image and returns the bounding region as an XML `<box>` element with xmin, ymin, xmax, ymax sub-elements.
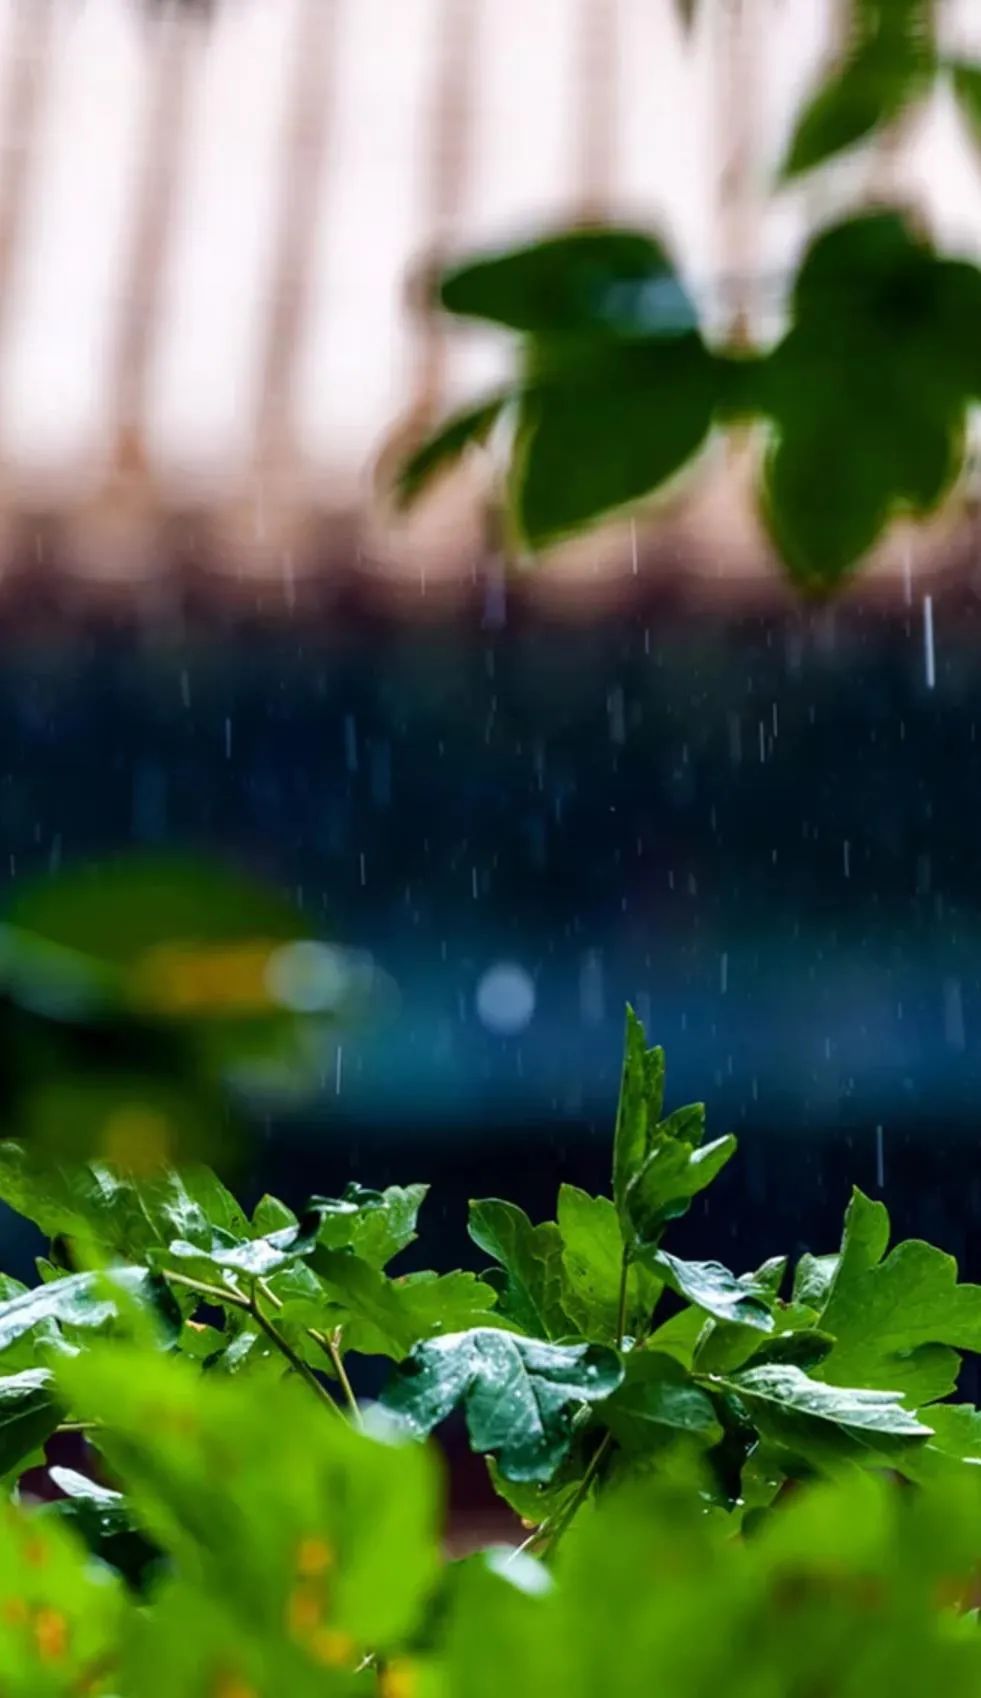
<box><xmin>162</xmin><ymin>1270</ymin><xmax>251</xmax><ymax>1311</ymax></box>
<box><xmin>248</xmin><ymin>1282</ymin><xmax>344</xmax><ymax>1420</ymax></box>
<box><xmin>615</xmin><ymin>1251</ymin><xmax>630</xmax><ymax>1344</ymax></box>
<box><xmin>164</xmin><ymin>1270</ymin><xmax>357</xmax><ymax>1424</ymax></box>
<box><xmin>533</xmin><ymin>1432</ymin><xmax>613</xmax><ymax>1561</ymax></box>
<box><xmin>254</xmin><ymin>1279</ymin><xmax>360</xmax><ymax>1425</ymax></box>
<box><xmin>311</xmin><ymin>1327</ymin><xmax>361</xmax><ymax>1425</ymax></box>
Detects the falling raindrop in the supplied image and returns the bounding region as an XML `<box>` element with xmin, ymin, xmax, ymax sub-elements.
<box><xmin>923</xmin><ymin>594</ymin><xmax>935</xmax><ymax>690</ymax></box>
<box><xmin>944</xmin><ymin>978</ymin><xmax>965</xmax><ymax>1052</ymax></box>
<box><xmin>579</xmin><ymin>950</ymin><xmax>605</xmax><ymax>1026</ymax></box>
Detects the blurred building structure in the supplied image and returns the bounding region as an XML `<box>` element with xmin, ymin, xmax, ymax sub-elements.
<box><xmin>0</xmin><ymin>0</ymin><xmax>977</xmax><ymax>611</ymax></box>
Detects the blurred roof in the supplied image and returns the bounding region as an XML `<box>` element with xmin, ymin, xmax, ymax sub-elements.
<box><xmin>0</xmin><ymin>0</ymin><xmax>979</xmax><ymax>611</ymax></box>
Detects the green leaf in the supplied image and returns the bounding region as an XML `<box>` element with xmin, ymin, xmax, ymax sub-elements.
<box><xmin>0</xmin><ymin>1266</ymin><xmax>179</xmax><ymax>1360</ymax></box>
<box><xmin>382</xmin><ymin>1327</ymin><xmax>623</xmax><ymax>1481</ymax></box>
<box><xmin>165</xmin><ymin>1204</ymin><xmax>323</xmax><ymax>1281</ymax></box>
<box><xmin>468</xmin><ymin>1199</ymin><xmax>571</xmax><ymax>1340</ymax></box>
<box><xmin>816</xmin><ymin>1194</ymin><xmax>981</xmax><ymax>1404</ymax></box>
<box><xmin>793</xmin><ymin>1252</ymin><xmax>839</xmax><ymax>1308</ymax></box>
<box><xmin>760</xmin><ymin>213</ymin><xmax>977</xmax><ymax>591</ymax></box>
<box><xmin>45</xmin><ymin>1466</ymin><xmax>161</xmax><ymax>1590</ymax></box>
<box><xmin>781</xmin><ymin>43</ymin><xmax>926</xmax><ymax>179</ymax></box>
<box><xmin>440</xmin><ymin>1544</ymin><xmax>559</xmax><ymax>1697</ymax></box>
<box><xmin>59</xmin><ymin>1345</ymin><xmax>440</xmax><ymax>1653</ymax></box>
<box><xmin>512</xmin><ymin>336</ymin><xmax>715</xmax><ymax>548</ymax></box>
<box><xmin>315</xmin><ymin>1182</ymin><xmax>429</xmax><ymax>1269</ymax></box>
<box><xmin>309</xmin><ymin>1248</ymin><xmax>501</xmax><ymax>1360</ymax></box>
<box><xmin>0</xmin><ymin>1498</ymin><xmax>128</xmax><ymax>1695</ymax></box>
<box><xmin>640</xmin><ymin>1249</ymin><xmax>774</xmax><ymax>1331</ymax></box>
<box><xmin>761</xmin><ymin>375</ymin><xmax>958</xmax><ymax>591</ymax></box>
<box><xmin>715</xmin><ymin>1363</ymin><xmax>931</xmax><ymax>1466</ymax></box>
<box><xmin>626</xmin><ymin>1132</ymin><xmax>737</xmax><ymax>1243</ymax></box>
<box><xmin>646</xmin><ymin>1304</ymin><xmax>707</xmax><ymax>1368</ymax></box>
<box><xmin>485</xmin><ymin>1452</ymin><xmax>584</xmax><ymax>1528</ymax></box>
<box><xmin>556</xmin><ymin>1185</ymin><xmax>660</xmax><ymax>1341</ymax></box>
<box><xmin>694</xmin><ymin>1290</ymin><xmax>822</xmax><ymax>1379</ymax></box>
<box><xmin>439</xmin><ymin>228</ymin><xmax>695</xmax><ymax>339</ymax></box>
<box><xmin>610</xmin><ymin>1010</ymin><xmax>735</xmax><ymax>1245</ymax></box>
<box><xmin>895</xmin><ymin>1403</ymin><xmax>981</xmax><ymax>1483</ymax></box>
<box><xmin>828</xmin><ymin>1186</ymin><xmax>890</xmax><ymax>1290</ymax></box>
<box><xmin>395</xmin><ymin>396</ymin><xmax>508</xmax><ymax>509</ymax></box>
<box><xmin>5</xmin><ymin>854</ymin><xmax>304</xmax><ymax>968</ymax></box>
<box><xmin>250</xmin><ymin>1193</ymin><xmax>297</xmax><ymax>1235</ymax></box>
<box><xmin>612</xmin><ymin>1007</ymin><xmax>665</xmax><ymax>1224</ymax></box>
<box><xmin>602</xmin><ymin>1351</ymin><xmax>722</xmax><ymax>1452</ymax></box>
<box><xmin>743</xmin><ymin>1329</ymin><xmax>835</xmax><ymax>1372</ymax></box>
<box><xmin>0</xmin><ymin>1143</ymin><xmax>247</xmax><ymax>1260</ymax></box>
<box><xmin>0</xmin><ymin>1369</ymin><xmax>60</xmax><ymax>1479</ymax></box>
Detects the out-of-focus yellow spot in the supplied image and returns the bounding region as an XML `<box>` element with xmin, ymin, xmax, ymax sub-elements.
<box><xmin>22</xmin><ymin>1536</ymin><xmax>48</xmax><ymax>1568</ymax></box>
<box><xmin>33</xmin><ymin>1608</ymin><xmax>68</xmax><ymax>1662</ymax></box>
<box><xmin>309</xmin><ymin>1627</ymin><xmax>356</xmax><ymax>1669</ymax></box>
<box><xmin>295</xmin><ymin>1535</ymin><xmax>334</xmax><ymax>1578</ymax></box>
<box><xmin>2</xmin><ymin>1598</ymin><xmax>28</xmax><ymax>1626</ymax></box>
<box><xmin>212</xmin><ymin>1673</ymin><xmax>260</xmax><ymax>1698</ymax></box>
<box><xmin>380</xmin><ymin>1658</ymin><xmax>418</xmax><ymax>1698</ymax></box>
<box><xmin>132</xmin><ymin>940</ymin><xmax>280</xmax><ymax>1017</ymax></box>
<box><xmin>102</xmin><ymin>1106</ymin><xmax>172</xmax><ymax>1175</ymax></box>
<box><xmin>287</xmin><ymin>1585</ymin><xmax>322</xmax><ymax>1637</ymax></box>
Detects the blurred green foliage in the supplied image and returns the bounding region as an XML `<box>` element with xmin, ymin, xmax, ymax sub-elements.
<box><xmin>0</xmin><ymin>854</ymin><xmax>392</xmax><ymax>1170</ymax></box>
<box><xmin>398</xmin><ymin>1</ymin><xmax>981</xmax><ymax>594</ymax></box>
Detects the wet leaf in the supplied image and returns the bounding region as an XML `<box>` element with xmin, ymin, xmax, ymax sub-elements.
<box><xmin>640</xmin><ymin>1249</ymin><xmax>774</xmax><ymax>1331</ymax></box>
<box><xmin>165</xmin><ymin>1205</ymin><xmax>323</xmax><ymax>1282</ymax></box>
<box><xmin>716</xmin><ymin>1363</ymin><xmax>931</xmax><ymax>1465</ymax></box>
<box><xmin>557</xmin><ymin>1186</ymin><xmax>660</xmax><ymax>1342</ymax></box>
<box><xmin>302</xmin><ymin>1183</ymin><xmax>428</xmax><ymax>1271</ymax></box>
<box><xmin>816</xmin><ymin>1189</ymin><xmax>981</xmax><ymax>1404</ymax></box>
<box><xmin>44</xmin><ymin>1467</ymin><xmax>161</xmax><ymax>1591</ymax></box>
<box><xmin>0</xmin><ymin>1266</ymin><xmax>179</xmax><ymax>1360</ymax></box>
<box><xmin>310</xmin><ymin>1249</ymin><xmax>501</xmax><ymax>1360</ymax></box>
<box><xmin>382</xmin><ymin>1328</ymin><xmax>623</xmax><ymax>1481</ymax></box>
<box><xmin>793</xmin><ymin>1252</ymin><xmax>839</xmax><ymax>1309</ymax></box>
<box><xmin>626</xmin><ymin>1132</ymin><xmax>736</xmax><ymax>1243</ymax></box>
<box><xmin>602</xmin><ymin>1351</ymin><xmax>722</xmax><ymax>1452</ymax></box>
<box><xmin>468</xmin><ymin>1199</ymin><xmax>571</xmax><ymax>1339</ymax></box>
<box><xmin>0</xmin><ymin>1369</ymin><xmax>60</xmax><ymax>1478</ymax></box>
<box><xmin>612</xmin><ymin>1007</ymin><xmax>666</xmax><ymax>1224</ymax></box>
<box><xmin>0</xmin><ymin>1142</ymin><xmax>246</xmax><ymax>1260</ymax></box>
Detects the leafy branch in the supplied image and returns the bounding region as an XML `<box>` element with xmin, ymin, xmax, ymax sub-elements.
<box><xmin>0</xmin><ymin>1009</ymin><xmax>978</xmax><ymax>1687</ymax></box>
<box><xmin>392</xmin><ymin>2</ymin><xmax>981</xmax><ymax>597</ymax></box>
<box><xmin>0</xmin><ymin>1005</ymin><xmax>980</xmax><ymax>1571</ymax></box>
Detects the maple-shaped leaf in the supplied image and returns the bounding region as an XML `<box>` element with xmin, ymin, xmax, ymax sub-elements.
<box><xmin>381</xmin><ymin>1329</ymin><xmax>623</xmax><ymax>1481</ymax></box>
<box><xmin>815</xmin><ymin>1188</ymin><xmax>981</xmax><ymax>1404</ymax></box>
